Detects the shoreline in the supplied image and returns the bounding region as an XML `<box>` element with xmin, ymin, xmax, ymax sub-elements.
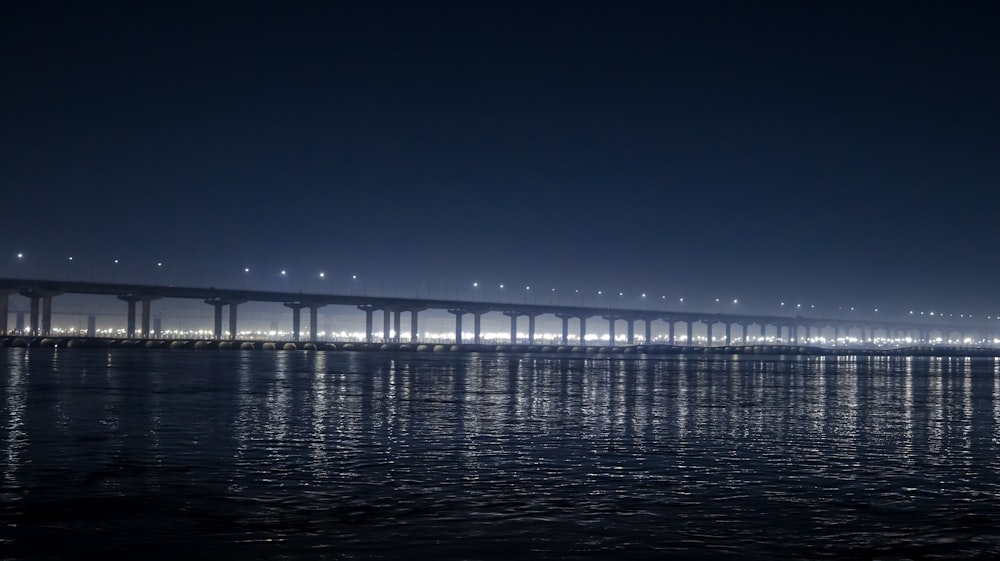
<box><xmin>3</xmin><ymin>336</ymin><xmax>999</xmax><ymax>358</ymax></box>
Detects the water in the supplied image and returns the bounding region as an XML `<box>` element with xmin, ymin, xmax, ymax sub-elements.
<box><xmin>3</xmin><ymin>349</ymin><xmax>1000</xmax><ymax>560</ymax></box>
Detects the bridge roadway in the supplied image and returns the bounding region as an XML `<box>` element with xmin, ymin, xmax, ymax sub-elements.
<box><xmin>0</xmin><ymin>277</ymin><xmax>994</xmax><ymax>346</ymax></box>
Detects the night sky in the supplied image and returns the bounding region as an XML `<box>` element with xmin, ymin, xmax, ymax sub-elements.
<box><xmin>3</xmin><ymin>1</ymin><xmax>998</xmax><ymax>320</ymax></box>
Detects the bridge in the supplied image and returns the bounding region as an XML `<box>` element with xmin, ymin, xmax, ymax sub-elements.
<box><xmin>0</xmin><ymin>277</ymin><xmax>995</xmax><ymax>347</ymax></box>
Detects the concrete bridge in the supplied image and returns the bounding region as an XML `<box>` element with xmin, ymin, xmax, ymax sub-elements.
<box><xmin>0</xmin><ymin>277</ymin><xmax>995</xmax><ymax>347</ymax></box>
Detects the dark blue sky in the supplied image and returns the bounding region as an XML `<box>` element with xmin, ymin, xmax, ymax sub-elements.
<box><xmin>3</xmin><ymin>1</ymin><xmax>998</xmax><ymax>318</ymax></box>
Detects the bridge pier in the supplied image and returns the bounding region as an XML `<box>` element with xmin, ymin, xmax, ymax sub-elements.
<box><xmin>410</xmin><ymin>309</ymin><xmax>419</xmax><ymax>342</ymax></box>
<box><xmin>0</xmin><ymin>291</ymin><xmax>9</xmax><ymax>335</ymax></box>
<box><xmin>393</xmin><ymin>309</ymin><xmax>402</xmax><ymax>343</ymax></box>
<box><xmin>213</xmin><ymin>300</ymin><xmax>224</xmax><ymax>338</ymax></box>
<box><xmin>503</xmin><ymin>311</ymin><xmax>520</xmax><ymax>344</ymax></box>
<box><xmin>116</xmin><ymin>294</ymin><xmax>159</xmax><ymax>339</ymax></box>
<box><xmin>358</xmin><ymin>305</ymin><xmax>376</xmax><ymax>343</ymax></box>
<box><xmin>580</xmin><ymin>316</ymin><xmax>587</xmax><ymax>345</ymax></box>
<box><xmin>556</xmin><ymin>313</ymin><xmax>572</xmax><ymax>345</ymax></box>
<box><xmin>383</xmin><ymin>309</ymin><xmax>391</xmax><ymax>342</ymax></box>
<box><xmin>448</xmin><ymin>308</ymin><xmax>466</xmax><ymax>344</ymax></box>
<box><xmin>309</xmin><ymin>304</ymin><xmax>324</xmax><ymax>341</ymax></box>
<box><xmin>206</xmin><ymin>297</ymin><xmax>243</xmax><ymax>340</ymax></box>
<box><xmin>20</xmin><ymin>291</ymin><xmax>42</xmax><ymax>336</ymax></box>
<box><xmin>644</xmin><ymin>318</ymin><xmax>652</xmax><ymax>344</ymax></box>
<box><xmin>626</xmin><ymin>318</ymin><xmax>634</xmax><ymax>345</ymax></box>
<box><xmin>282</xmin><ymin>302</ymin><xmax>309</xmax><ymax>341</ymax></box>
<box><xmin>473</xmin><ymin>311</ymin><xmax>484</xmax><ymax>344</ymax></box>
<box><xmin>686</xmin><ymin>320</ymin><xmax>693</xmax><ymax>346</ymax></box>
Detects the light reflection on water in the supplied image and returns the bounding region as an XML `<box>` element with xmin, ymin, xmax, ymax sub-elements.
<box><xmin>2</xmin><ymin>349</ymin><xmax>1000</xmax><ymax>559</ymax></box>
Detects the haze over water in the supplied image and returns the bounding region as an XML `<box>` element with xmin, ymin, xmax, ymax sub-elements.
<box><xmin>3</xmin><ymin>349</ymin><xmax>1000</xmax><ymax>560</ymax></box>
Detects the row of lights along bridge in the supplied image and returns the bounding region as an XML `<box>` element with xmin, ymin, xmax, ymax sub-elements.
<box><xmin>8</xmin><ymin>252</ymin><xmax>996</xmax><ymax>322</ymax></box>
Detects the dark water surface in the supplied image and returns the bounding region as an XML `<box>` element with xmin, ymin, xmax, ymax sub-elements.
<box><xmin>3</xmin><ymin>349</ymin><xmax>1000</xmax><ymax>560</ymax></box>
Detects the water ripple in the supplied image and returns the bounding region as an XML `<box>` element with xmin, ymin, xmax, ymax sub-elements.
<box><xmin>2</xmin><ymin>351</ymin><xmax>1000</xmax><ymax>559</ymax></box>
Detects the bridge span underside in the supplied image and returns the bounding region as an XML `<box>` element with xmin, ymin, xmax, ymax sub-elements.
<box><xmin>0</xmin><ymin>278</ymin><xmax>995</xmax><ymax>348</ymax></box>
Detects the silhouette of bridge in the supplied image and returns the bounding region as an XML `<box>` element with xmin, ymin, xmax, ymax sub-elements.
<box><xmin>0</xmin><ymin>277</ymin><xmax>995</xmax><ymax>347</ymax></box>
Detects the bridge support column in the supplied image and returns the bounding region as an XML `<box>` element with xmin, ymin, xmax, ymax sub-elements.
<box><xmin>448</xmin><ymin>309</ymin><xmax>465</xmax><ymax>344</ymax></box>
<box><xmin>214</xmin><ymin>303</ymin><xmax>225</xmax><ymax>339</ymax></box>
<box><xmin>28</xmin><ymin>293</ymin><xmax>40</xmax><ymax>336</ymax></box>
<box><xmin>645</xmin><ymin>318</ymin><xmax>652</xmax><ymax>344</ymax></box>
<box><xmin>474</xmin><ymin>312</ymin><xmax>484</xmax><ymax>344</ymax></box>
<box><xmin>393</xmin><ymin>310</ymin><xmax>402</xmax><ymax>343</ymax></box>
<box><xmin>686</xmin><ymin>321</ymin><xmax>693</xmax><ymax>346</ymax></box>
<box><xmin>410</xmin><ymin>310</ymin><xmax>419</xmax><ymax>342</ymax></box>
<box><xmin>741</xmin><ymin>323</ymin><xmax>748</xmax><ymax>344</ymax></box>
<box><xmin>87</xmin><ymin>315</ymin><xmax>96</xmax><ymax>337</ymax></box>
<box><xmin>140</xmin><ymin>298</ymin><xmax>152</xmax><ymax>338</ymax></box>
<box><xmin>357</xmin><ymin>306</ymin><xmax>375</xmax><ymax>343</ymax></box>
<box><xmin>667</xmin><ymin>320</ymin><xmax>675</xmax><ymax>345</ymax></box>
<box><xmin>229</xmin><ymin>301</ymin><xmax>240</xmax><ymax>340</ymax></box>
<box><xmin>0</xmin><ymin>291</ymin><xmax>9</xmax><ymax>335</ymax></box>
<box><xmin>40</xmin><ymin>294</ymin><xmax>53</xmax><ymax>336</ymax></box>
<box><xmin>117</xmin><ymin>294</ymin><xmax>142</xmax><ymax>338</ymax></box>
<box><xmin>580</xmin><ymin>317</ymin><xmax>587</xmax><ymax>345</ymax></box>
<box><xmin>724</xmin><ymin>322</ymin><xmax>731</xmax><ymax>345</ymax></box>
<box><xmin>528</xmin><ymin>314</ymin><xmax>537</xmax><ymax>345</ymax></box>
<box><xmin>626</xmin><ymin>319</ymin><xmax>634</xmax><ymax>345</ymax></box>
<box><xmin>282</xmin><ymin>302</ymin><xmax>308</xmax><ymax>342</ymax></box>
<box><xmin>759</xmin><ymin>324</ymin><xmax>766</xmax><ymax>342</ymax></box>
<box><xmin>383</xmin><ymin>309</ymin><xmax>391</xmax><ymax>342</ymax></box>
<box><xmin>503</xmin><ymin>312</ymin><xmax>519</xmax><ymax>344</ymax></box>
<box><xmin>310</xmin><ymin>305</ymin><xmax>321</xmax><ymax>341</ymax></box>
<box><xmin>705</xmin><ymin>322</ymin><xmax>713</xmax><ymax>346</ymax></box>
<box><xmin>126</xmin><ymin>299</ymin><xmax>137</xmax><ymax>338</ymax></box>
<box><xmin>556</xmin><ymin>313</ymin><xmax>571</xmax><ymax>344</ymax></box>
<box><xmin>607</xmin><ymin>317</ymin><xmax>616</xmax><ymax>346</ymax></box>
